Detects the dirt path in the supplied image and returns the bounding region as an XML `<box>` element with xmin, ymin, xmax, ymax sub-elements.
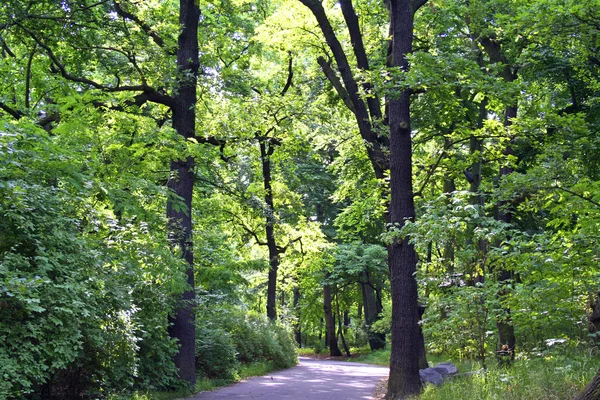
<box><xmin>188</xmin><ymin>357</ymin><xmax>389</xmax><ymax>400</ymax></box>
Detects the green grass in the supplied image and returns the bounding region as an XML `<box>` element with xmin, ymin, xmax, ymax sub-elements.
<box><xmin>351</xmin><ymin>348</ymin><xmax>391</xmax><ymax>366</ymax></box>
<box><xmin>418</xmin><ymin>354</ymin><xmax>596</xmax><ymax>400</ymax></box>
<box><xmin>351</xmin><ymin>346</ymin><xmax>598</xmax><ymax>399</ymax></box>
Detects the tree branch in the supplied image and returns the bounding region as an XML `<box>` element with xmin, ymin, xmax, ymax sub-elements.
<box><xmin>112</xmin><ymin>1</ymin><xmax>173</xmax><ymax>54</ymax></box>
<box><xmin>414</xmin><ymin>149</ymin><xmax>446</xmax><ymax>198</ymax></box>
<box><xmin>298</xmin><ymin>0</ymin><xmax>388</xmax><ymax>179</ymax></box>
<box><xmin>546</xmin><ymin>186</ymin><xmax>600</xmax><ymax>209</ymax></box>
<box><xmin>280</xmin><ymin>52</ymin><xmax>294</xmax><ymax>96</ymax></box>
<box><xmin>411</xmin><ymin>0</ymin><xmax>429</xmax><ymax>15</ymax></box>
<box><xmin>339</xmin><ymin>0</ymin><xmax>383</xmax><ymax>121</ymax></box>
<box><xmin>0</xmin><ymin>101</ymin><xmax>23</xmax><ymax>120</ymax></box>
<box><xmin>278</xmin><ymin>236</ymin><xmax>303</xmax><ymax>254</ymax></box>
<box><xmin>0</xmin><ymin>35</ymin><xmax>16</xmax><ymax>57</ymax></box>
<box><xmin>18</xmin><ymin>23</ymin><xmax>153</xmax><ymax>94</ymax></box>
<box><xmin>224</xmin><ymin>210</ymin><xmax>268</xmax><ymax>246</ymax></box>
<box><xmin>317</xmin><ymin>56</ymin><xmax>356</xmax><ymax>113</ymax></box>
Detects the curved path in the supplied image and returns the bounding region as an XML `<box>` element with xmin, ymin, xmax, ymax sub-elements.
<box><xmin>188</xmin><ymin>357</ymin><xmax>388</xmax><ymax>400</ymax></box>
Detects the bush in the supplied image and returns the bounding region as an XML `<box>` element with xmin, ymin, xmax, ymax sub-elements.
<box><xmin>230</xmin><ymin>312</ymin><xmax>297</xmax><ymax>369</ymax></box>
<box><xmin>0</xmin><ymin>127</ymin><xmax>183</xmax><ymax>398</ymax></box>
<box><xmin>194</xmin><ymin>307</ymin><xmax>298</xmax><ymax>381</ymax></box>
<box><xmin>195</xmin><ymin>325</ymin><xmax>238</xmax><ymax>379</ymax></box>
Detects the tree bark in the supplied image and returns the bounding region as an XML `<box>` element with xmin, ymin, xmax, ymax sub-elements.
<box><xmin>293</xmin><ymin>286</ymin><xmax>302</xmax><ymax>346</ymax></box>
<box><xmin>476</xmin><ymin>30</ymin><xmax>519</xmax><ymax>363</ymax></box>
<box><xmin>573</xmin><ymin>370</ymin><xmax>600</xmax><ymax>400</ymax></box>
<box><xmin>589</xmin><ymin>291</ymin><xmax>600</xmax><ymax>347</ymax></box>
<box><xmin>260</xmin><ymin>139</ymin><xmax>281</xmax><ymax>321</ymax></box>
<box><xmin>361</xmin><ymin>271</ymin><xmax>386</xmax><ymax>350</ymax></box>
<box><xmin>386</xmin><ymin>0</ymin><xmax>422</xmax><ymax>397</ymax></box>
<box><xmin>494</xmin><ymin>104</ymin><xmax>517</xmax><ymax>362</ymax></box>
<box><xmin>166</xmin><ymin>0</ymin><xmax>201</xmax><ymax>387</ymax></box>
<box><xmin>335</xmin><ymin>289</ymin><xmax>352</xmax><ymax>357</ymax></box>
<box><xmin>298</xmin><ymin>0</ymin><xmax>388</xmax><ymax>180</ymax></box>
<box><xmin>324</xmin><ymin>280</ymin><xmax>342</xmax><ymax>356</ymax></box>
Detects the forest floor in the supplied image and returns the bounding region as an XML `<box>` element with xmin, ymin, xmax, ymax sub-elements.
<box><xmin>186</xmin><ymin>357</ymin><xmax>388</xmax><ymax>400</ymax></box>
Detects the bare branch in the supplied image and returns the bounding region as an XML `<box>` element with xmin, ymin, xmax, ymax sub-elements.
<box><xmin>414</xmin><ymin>149</ymin><xmax>446</xmax><ymax>198</ymax></box>
<box><xmin>546</xmin><ymin>186</ymin><xmax>600</xmax><ymax>209</ymax></box>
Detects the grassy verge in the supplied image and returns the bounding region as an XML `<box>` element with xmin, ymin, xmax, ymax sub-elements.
<box><xmin>115</xmin><ymin>361</ymin><xmax>291</xmax><ymax>400</ymax></box>
<box><xmin>419</xmin><ymin>351</ymin><xmax>597</xmax><ymax>400</ymax></box>
<box><xmin>350</xmin><ymin>346</ymin><xmax>597</xmax><ymax>400</ymax></box>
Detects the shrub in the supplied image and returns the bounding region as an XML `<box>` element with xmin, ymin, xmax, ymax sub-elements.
<box><xmin>230</xmin><ymin>312</ymin><xmax>297</xmax><ymax>369</ymax></box>
<box><xmin>195</xmin><ymin>325</ymin><xmax>239</xmax><ymax>380</ymax></box>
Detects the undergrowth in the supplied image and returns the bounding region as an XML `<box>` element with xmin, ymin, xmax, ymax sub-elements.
<box><xmin>353</xmin><ymin>346</ymin><xmax>598</xmax><ymax>400</ymax></box>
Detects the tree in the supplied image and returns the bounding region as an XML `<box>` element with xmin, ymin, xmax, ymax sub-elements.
<box><xmin>573</xmin><ymin>369</ymin><xmax>600</xmax><ymax>400</ymax></box>
<box><xmin>0</xmin><ymin>0</ymin><xmax>210</xmax><ymax>385</ymax></box>
<box><xmin>164</xmin><ymin>0</ymin><xmax>202</xmax><ymax>385</ymax></box>
<box><xmin>385</xmin><ymin>0</ymin><xmax>427</xmax><ymax>397</ymax></box>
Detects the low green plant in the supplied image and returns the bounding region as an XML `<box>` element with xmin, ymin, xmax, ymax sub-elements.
<box><xmin>418</xmin><ymin>353</ymin><xmax>596</xmax><ymax>400</ymax></box>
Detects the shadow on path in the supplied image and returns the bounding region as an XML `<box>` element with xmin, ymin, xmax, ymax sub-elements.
<box><xmin>188</xmin><ymin>357</ymin><xmax>389</xmax><ymax>400</ymax></box>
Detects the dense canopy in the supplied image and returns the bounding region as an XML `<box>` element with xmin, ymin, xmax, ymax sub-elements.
<box><xmin>1</xmin><ymin>0</ymin><xmax>599</xmax><ymax>399</ymax></box>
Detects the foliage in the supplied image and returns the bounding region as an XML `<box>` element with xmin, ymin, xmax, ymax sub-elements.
<box><xmin>0</xmin><ymin>123</ymin><xmax>184</xmax><ymax>397</ymax></box>
<box><xmin>1</xmin><ymin>0</ymin><xmax>600</xmax><ymax>397</ymax></box>
<box><xmin>417</xmin><ymin>350</ymin><xmax>598</xmax><ymax>400</ymax></box>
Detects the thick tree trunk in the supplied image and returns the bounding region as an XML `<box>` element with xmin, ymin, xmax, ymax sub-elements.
<box><xmin>324</xmin><ymin>279</ymin><xmax>342</xmax><ymax>356</ymax></box>
<box><xmin>573</xmin><ymin>370</ymin><xmax>600</xmax><ymax>400</ymax></box>
<box><xmin>166</xmin><ymin>0</ymin><xmax>201</xmax><ymax>387</ymax></box>
<box><xmin>386</xmin><ymin>0</ymin><xmax>422</xmax><ymax>398</ymax></box>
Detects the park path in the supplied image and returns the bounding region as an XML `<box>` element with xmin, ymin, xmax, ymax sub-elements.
<box><xmin>188</xmin><ymin>357</ymin><xmax>389</xmax><ymax>400</ymax></box>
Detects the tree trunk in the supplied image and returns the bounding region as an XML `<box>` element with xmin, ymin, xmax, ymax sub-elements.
<box><xmin>442</xmin><ymin>137</ymin><xmax>456</xmax><ymax>274</ymax></box>
<box><xmin>293</xmin><ymin>286</ymin><xmax>302</xmax><ymax>346</ymax></box>
<box><xmin>573</xmin><ymin>370</ymin><xmax>600</xmax><ymax>400</ymax></box>
<box><xmin>324</xmin><ymin>279</ymin><xmax>342</xmax><ymax>356</ymax></box>
<box><xmin>361</xmin><ymin>271</ymin><xmax>386</xmax><ymax>350</ymax></box>
<box><xmin>343</xmin><ymin>309</ymin><xmax>350</xmax><ymax>335</ymax></box>
<box><xmin>495</xmin><ymin>105</ymin><xmax>517</xmax><ymax>363</ymax></box>
<box><xmin>469</xmin><ymin>99</ymin><xmax>486</xmax><ymax>286</ymax></box>
<box><xmin>589</xmin><ymin>291</ymin><xmax>600</xmax><ymax>347</ymax></box>
<box><xmin>166</xmin><ymin>0</ymin><xmax>201</xmax><ymax>387</ymax></box>
<box><xmin>386</xmin><ymin>0</ymin><xmax>422</xmax><ymax>397</ymax></box>
<box><xmin>260</xmin><ymin>139</ymin><xmax>280</xmax><ymax>321</ymax></box>
<box><xmin>417</xmin><ymin>304</ymin><xmax>429</xmax><ymax>369</ymax></box>
<box><xmin>335</xmin><ymin>289</ymin><xmax>352</xmax><ymax>357</ymax></box>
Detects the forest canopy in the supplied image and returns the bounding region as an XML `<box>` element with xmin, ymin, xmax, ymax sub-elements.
<box><xmin>0</xmin><ymin>0</ymin><xmax>599</xmax><ymax>399</ymax></box>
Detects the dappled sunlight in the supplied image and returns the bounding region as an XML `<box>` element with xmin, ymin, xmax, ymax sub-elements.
<box><xmin>192</xmin><ymin>358</ymin><xmax>389</xmax><ymax>399</ymax></box>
